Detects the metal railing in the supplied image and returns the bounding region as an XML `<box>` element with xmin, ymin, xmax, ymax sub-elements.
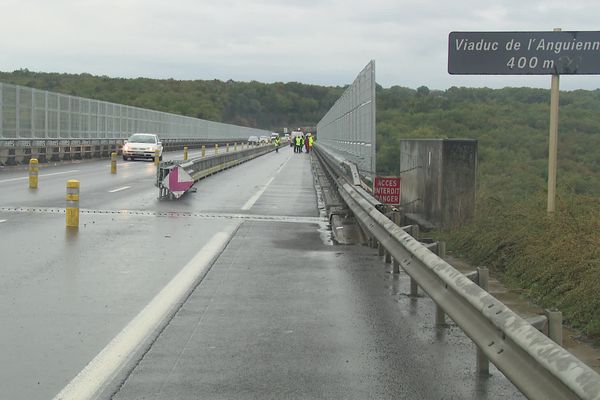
<box><xmin>0</xmin><ymin>82</ymin><xmax>270</xmax><ymax>140</ymax></box>
<box><xmin>314</xmin><ymin>144</ymin><xmax>600</xmax><ymax>400</ymax></box>
<box><xmin>316</xmin><ymin>60</ymin><xmax>376</xmax><ymax>180</ymax></box>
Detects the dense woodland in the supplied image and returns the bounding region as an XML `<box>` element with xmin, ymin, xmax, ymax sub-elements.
<box><xmin>2</xmin><ymin>70</ymin><xmax>599</xmax><ymax>338</ymax></box>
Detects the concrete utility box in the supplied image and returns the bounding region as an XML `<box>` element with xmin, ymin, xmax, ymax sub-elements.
<box><xmin>399</xmin><ymin>139</ymin><xmax>477</xmax><ymax>229</ymax></box>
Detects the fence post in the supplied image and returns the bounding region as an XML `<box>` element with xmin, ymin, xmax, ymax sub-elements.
<box><xmin>183</xmin><ymin>146</ymin><xmax>188</xmax><ymax>161</ymax></box>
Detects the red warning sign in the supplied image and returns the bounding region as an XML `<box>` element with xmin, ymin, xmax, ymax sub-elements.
<box><xmin>373</xmin><ymin>176</ymin><xmax>401</xmax><ymax>205</ymax></box>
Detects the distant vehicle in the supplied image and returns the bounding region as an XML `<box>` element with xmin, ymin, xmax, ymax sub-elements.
<box><xmin>248</xmin><ymin>135</ymin><xmax>259</xmax><ymax>145</ymax></box>
<box><xmin>283</xmin><ymin>133</ymin><xmax>290</xmax><ymax>142</ymax></box>
<box><xmin>259</xmin><ymin>135</ymin><xmax>270</xmax><ymax>144</ymax></box>
<box><xmin>122</xmin><ymin>133</ymin><xmax>162</xmax><ymax>161</ymax></box>
<box><xmin>270</xmin><ymin>133</ymin><xmax>280</xmax><ymax>142</ymax></box>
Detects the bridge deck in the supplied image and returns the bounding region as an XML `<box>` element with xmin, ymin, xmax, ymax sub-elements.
<box><xmin>113</xmin><ymin>154</ymin><xmax>523</xmax><ymax>399</ymax></box>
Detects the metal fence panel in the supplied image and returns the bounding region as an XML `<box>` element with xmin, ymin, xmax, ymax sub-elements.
<box><xmin>316</xmin><ymin>60</ymin><xmax>376</xmax><ymax>178</ymax></box>
<box><xmin>0</xmin><ymin>82</ymin><xmax>271</xmax><ymax>140</ymax></box>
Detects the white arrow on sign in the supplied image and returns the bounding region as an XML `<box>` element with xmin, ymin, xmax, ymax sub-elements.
<box><xmin>162</xmin><ymin>166</ymin><xmax>194</xmax><ymax>198</ymax></box>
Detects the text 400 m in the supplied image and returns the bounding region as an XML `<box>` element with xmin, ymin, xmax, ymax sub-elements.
<box><xmin>506</xmin><ymin>56</ymin><xmax>555</xmax><ymax>70</ymax></box>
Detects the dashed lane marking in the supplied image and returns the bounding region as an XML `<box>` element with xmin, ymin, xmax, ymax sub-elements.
<box><xmin>108</xmin><ymin>186</ymin><xmax>131</xmax><ymax>193</ymax></box>
<box><xmin>241</xmin><ymin>153</ymin><xmax>291</xmax><ymax>211</ymax></box>
<box><xmin>0</xmin><ymin>206</ymin><xmax>325</xmax><ymax>224</ymax></box>
<box><xmin>0</xmin><ymin>169</ymin><xmax>80</xmax><ymax>184</ymax></box>
<box><xmin>241</xmin><ymin>177</ymin><xmax>274</xmax><ymax>211</ymax></box>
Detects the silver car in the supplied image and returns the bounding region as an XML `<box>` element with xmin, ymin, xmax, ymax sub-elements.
<box><xmin>122</xmin><ymin>133</ymin><xmax>163</xmax><ymax>161</ymax></box>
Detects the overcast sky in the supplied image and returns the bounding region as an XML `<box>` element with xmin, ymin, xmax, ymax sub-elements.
<box><xmin>1</xmin><ymin>0</ymin><xmax>599</xmax><ymax>90</ymax></box>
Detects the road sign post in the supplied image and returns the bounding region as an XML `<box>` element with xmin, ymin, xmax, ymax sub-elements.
<box><xmin>448</xmin><ymin>29</ymin><xmax>600</xmax><ymax>213</ymax></box>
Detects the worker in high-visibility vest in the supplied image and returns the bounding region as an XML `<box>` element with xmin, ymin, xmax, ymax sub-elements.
<box><xmin>274</xmin><ymin>136</ymin><xmax>281</xmax><ymax>152</ymax></box>
<box><xmin>295</xmin><ymin>135</ymin><xmax>302</xmax><ymax>153</ymax></box>
<box><xmin>307</xmin><ymin>133</ymin><xmax>314</xmax><ymax>153</ymax></box>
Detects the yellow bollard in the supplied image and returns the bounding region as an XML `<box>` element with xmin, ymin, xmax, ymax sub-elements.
<box><xmin>201</xmin><ymin>145</ymin><xmax>206</xmax><ymax>158</ymax></box>
<box><xmin>29</xmin><ymin>158</ymin><xmax>39</xmax><ymax>189</ymax></box>
<box><xmin>226</xmin><ymin>143</ymin><xmax>230</xmax><ymax>153</ymax></box>
<box><xmin>66</xmin><ymin>180</ymin><xmax>80</xmax><ymax>228</ymax></box>
<box><xmin>183</xmin><ymin>146</ymin><xmax>188</xmax><ymax>161</ymax></box>
<box><xmin>154</xmin><ymin>149</ymin><xmax>160</xmax><ymax>166</ymax></box>
<box><xmin>111</xmin><ymin>152</ymin><xmax>117</xmax><ymax>174</ymax></box>
<box><xmin>215</xmin><ymin>144</ymin><xmax>219</xmax><ymax>155</ymax></box>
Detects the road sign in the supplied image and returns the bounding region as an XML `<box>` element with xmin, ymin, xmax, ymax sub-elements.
<box><xmin>373</xmin><ymin>176</ymin><xmax>400</xmax><ymax>205</ymax></box>
<box><xmin>162</xmin><ymin>166</ymin><xmax>194</xmax><ymax>199</ymax></box>
<box><xmin>448</xmin><ymin>31</ymin><xmax>600</xmax><ymax>75</ymax></box>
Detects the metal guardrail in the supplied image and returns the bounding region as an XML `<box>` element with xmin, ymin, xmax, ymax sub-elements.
<box><xmin>156</xmin><ymin>144</ymin><xmax>277</xmax><ymax>199</ymax></box>
<box><xmin>314</xmin><ymin>145</ymin><xmax>600</xmax><ymax>400</ymax></box>
<box><xmin>0</xmin><ymin>138</ymin><xmax>248</xmax><ymax>166</ymax></box>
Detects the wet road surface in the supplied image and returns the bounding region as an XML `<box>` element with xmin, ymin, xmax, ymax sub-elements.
<box><xmin>0</xmin><ymin>147</ymin><xmax>524</xmax><ymax>399</ymax></box>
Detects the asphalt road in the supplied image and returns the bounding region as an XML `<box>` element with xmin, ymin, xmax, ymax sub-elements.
<box><xmin>0</xmin><ymin>146</ymin><xmax>524</xmax><ymax>399</ymax></box>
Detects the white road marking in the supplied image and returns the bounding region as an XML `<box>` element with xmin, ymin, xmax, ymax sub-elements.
<box><xmin>52</xmin><ymin>225</ymin><xmax>240</xmax><ymax>400</ymax></box>
<box><xmin>0</xmin><ymin>219</ymin><xmax>6</xmax><ymax>223</ymax></box>
<box><xmin>0</xmin><ymin>170</ymin><xmax>80</xmax><ymax>184</ymax></box>
<box><xmin>241</xmin><ymin>177</ymin><xmax>275</xmax><ymax>210</ymax></box>
<box><xmin>275</xmin><ymin>153</ymin><xmax>292</xmax><ymax>174</ymax></box>
<box><xmin>108</xmin><ymin>186</ymin><xmax>131</xmax><ymax>193</ymax></box>
<box><xmin>240</xmin><ymin>153</ymin><xmax>291</xmax><ymax>211</ymax></box>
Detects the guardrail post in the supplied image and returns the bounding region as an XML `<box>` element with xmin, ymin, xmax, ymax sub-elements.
<box><xmin>202</xmin><ymin>145</ymin><xmax>206</xmax><ymax>158</ymax></box>
<box><xmin>434</xmin><ymin>241</ymin><xmax>447</xmax><ymax>326</ymax></box>
<box><xmin>411</xmin><ymin>224</ymin><xmax>420</xmax><ymax>240</ymax></box>
<box><xmin>226</xmin><ymin>143</ymin><xmax>230</xmax><ymax>153</ymax></box>
<box><xmin>545</xmin><ymin>310</ymin><xmax>563</xmax><ymax>345</ymax></box>
<box><xmin>368</xmin><ymin>236</ymin><xmax>376</xmax><ymax>248</ymax></box>
<box><xmin>215</xmin><ymin>144</ymin><xmax>219</xmax><ymax>155</ymax></box>
<box><xmin>390</xmin><ymin>211</ymin><xmax>401</xmax><ymax>273</ymax></box>
<box><xmin>393</xmin><ymin>210</ymin><xmax>401</xmax><ymax>226</ymax></box>
<box><xmin>384</xmin><ymin>248</ymin><xmax>392</xmax><ymax>264</ymax></box>
<box><xmin>184</xmin><ymin>146</ymin><xmax>188</xmax><ymax>161</ymax></box>
<box><xmin>392</xmin><ymin>257</ymin><xmax>400</xmax><ymax>274</ymax></box>
<box><xmin>29</xmin><ymin>158</ymin><xmax>38</xmax><ymax>189</ymax></box>
<box><xmin>410</xmin><ymin>278</ymin><xmax>418</xmax><ymax>296</ymax></box>
<box><xmin>378</xmin><ymin>242</ymin><xmax>384</xmax><ymax>257</ymax></box>
<box><xmin>234</xmin><ymin>143</ymin><xmax>237</xmax><ymax>151</ymax></box>
<box><xmin>111</xmin><ymin>152</ymin><xmax>117</xmax><ymax>174</ymax></box>
<box><xmin>476</xmin><ymin>267</ymin><xmax>490</xmax><ymax>375</ymax></box>
<box><xmin>66</xmin><ymin>180</ymin><xmax>80</xmax><ymax>228</ymax></box>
